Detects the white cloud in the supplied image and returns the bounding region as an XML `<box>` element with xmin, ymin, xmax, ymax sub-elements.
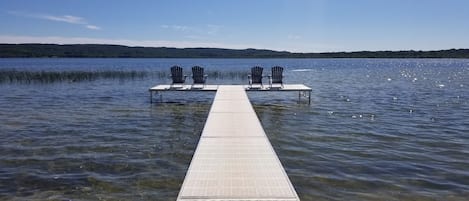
<box><xmin>160</xmin><ymin>24</ymin><xmax>223</xmax><ymax>35</ymax></box>
<box><xmin>160</xmin><ymin>25</ymin><xmax>189</xmax><ymax>31</ymax></box>
<box><xmin>7</xmin><ymin>11</ymin><xmax>101</xmax><ymax>30</ymax></box>
<box><xmin>42</xmin><ymin>15</ymin><xmax>85</xmax><ymax>24</ymax></box>
<box><xmin>85</xmin><ymin>25</ymin><xmax>101</xmax><ymax>30</ymax></box>
<box><xmin>173</xmin><ymin>25</ymin><xmax>188</xmax><ymax>31</ymax></box>
<box><xmin>184</xmin><ymin>35</ymin><xmax>204</xmax><ymax>40</ymax></box>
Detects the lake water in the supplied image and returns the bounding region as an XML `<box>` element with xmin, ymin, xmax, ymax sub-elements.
<box><xmin>0</xmin><ymin>58</ymin><xmax>468</xmax><ymax>200</ymax></box>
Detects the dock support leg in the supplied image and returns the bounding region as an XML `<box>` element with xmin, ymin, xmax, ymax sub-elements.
<box><xmin>308</xmin><ymin>91</ymin><xmax>311</xmax><ymax>105</ymax></box>
<box><xmin>298</xmin><ymin>91</ymin><xmax>301</xmax><ymax>103</ymax></box>
<box><xmin>150</xmin><ymin>91</ymin><xmax>153</xmax><ymax>103</ymax></box>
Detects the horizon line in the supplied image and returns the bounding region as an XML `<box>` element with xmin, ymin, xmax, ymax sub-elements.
<box><xmin>1</xmin><ymin>43</ymin><xmax>468</xmax><ymax>55</ymax></box>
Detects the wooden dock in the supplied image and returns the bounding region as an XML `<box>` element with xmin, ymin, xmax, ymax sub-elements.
<box><xmin>149</xmin><ymin>84</ymin><xmax>312</xmax><ymax>104</ymax></box>
<box><xmin>176</xmin><ymin>85</ymin><xmax>300</xmax><ymax>201</ymax></box>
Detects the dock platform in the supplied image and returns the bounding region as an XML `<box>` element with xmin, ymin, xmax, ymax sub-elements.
<box><xmin>176</xmin><ymin>85</ymin><xmax>300</xmax><ymax>201</ymax></box>
<box><xmin>149</xmin><ymin>84</ymin><xmax>312</xmax><ymax>104</ymax></box>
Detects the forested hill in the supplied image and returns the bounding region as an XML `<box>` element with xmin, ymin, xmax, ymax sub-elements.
<box><xmin>1</xmin><ymin>44</ymin><xmax>469</xmax><ymax>58</ymax></box>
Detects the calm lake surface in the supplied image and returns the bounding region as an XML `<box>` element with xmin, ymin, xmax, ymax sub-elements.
<box><xmin>0</xmin><ymin>58</ymin><xmax>468</xmax><ymax>200</ymax></box>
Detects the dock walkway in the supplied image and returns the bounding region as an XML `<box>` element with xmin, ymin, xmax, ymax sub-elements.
<box><xmin>176</xmin><ymin>85</ymin><xmax>300</xmax><ymax>201</ymax></box>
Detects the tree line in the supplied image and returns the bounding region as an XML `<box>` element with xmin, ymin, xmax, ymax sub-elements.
<box><xmin>1</xmin><ymin>44</ymin><xmax>468</xmax><ymax>58</ymax></box>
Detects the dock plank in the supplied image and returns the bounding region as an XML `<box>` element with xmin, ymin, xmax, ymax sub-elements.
<box><xmin>177</xmin><ymin>86</ymin><xmax>299</xmax><ymax>201</ymax></box>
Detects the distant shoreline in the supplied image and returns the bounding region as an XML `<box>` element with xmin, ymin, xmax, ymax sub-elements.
<box><xmin>1</xmin><ymin>44</ymin><xmax>469</xmax><ymax>58</ymax></box>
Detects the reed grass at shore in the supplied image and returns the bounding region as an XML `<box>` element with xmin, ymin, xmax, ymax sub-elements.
<box><xmin>0</xmin><ymin>70</ymin><xmax>248</xmax><ymax>84</ymax></box>
<box><xmin>0</xmin><ymin>70</ymin><xmax>148</xmax><ymax>84</ymax></box>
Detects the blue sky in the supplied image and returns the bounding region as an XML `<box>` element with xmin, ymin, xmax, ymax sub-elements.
<box><xmin>0</xmin><ymin>0</ymin><xmax>468</xmax><ymax>52</ymax></box>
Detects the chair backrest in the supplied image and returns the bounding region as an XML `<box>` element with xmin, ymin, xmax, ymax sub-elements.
<box><xmin>271</xmin><ymin>66</ymin><xmax>284</xmax><ymax>84</ymax></box>
<box><xmin>192</xmin><ymin>66</ymin><xmax>205</xmax><ymax>84</ymax></box>
<box><xmin>251</xmin><ymin>66</ymin><xmax>263</xmax><ymax>84</ymax></box>
<box><xmin>170</xmin><ymin>66</ymin><xmax>185</xmax><ymax>83</ymax></box>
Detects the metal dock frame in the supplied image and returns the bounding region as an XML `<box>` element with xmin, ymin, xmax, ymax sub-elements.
<box><xmin>149</xmin><ymin>84</ymin><xmax>312</xmax><ymax>105</ymax></box>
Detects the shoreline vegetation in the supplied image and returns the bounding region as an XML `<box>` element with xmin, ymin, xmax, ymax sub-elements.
<box><xmin>1</xmin><ymin>44</ymin><xmax>469</xmax><ymax>58</ymax></box>
<box><xmin>0</xmin><ymin>70</ymin><xmax>247</xmax><ymax>84</ymax></box>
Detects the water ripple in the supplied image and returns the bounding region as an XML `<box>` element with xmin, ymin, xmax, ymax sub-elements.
<box><xmin>1</xmin><ymin>58</ymin><xmax>469</xmax><ymax>200</ymax></box>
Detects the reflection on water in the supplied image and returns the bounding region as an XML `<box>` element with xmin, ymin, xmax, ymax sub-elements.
<box><xmin>1</xmin><ymin>58</ymin><xmax>469</xmax><ymax>200</ymax></box>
